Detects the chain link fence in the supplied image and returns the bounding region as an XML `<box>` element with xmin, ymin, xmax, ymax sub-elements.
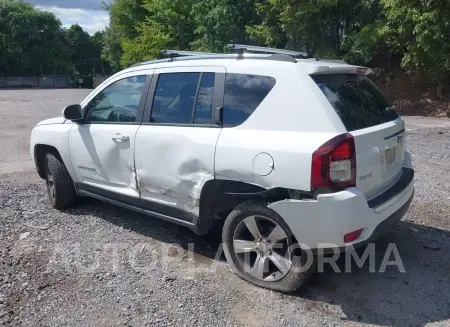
<box><xmin>0</xmin><ymin>75</ymin><xmax>70</xmax><ymax>88</ymax></box>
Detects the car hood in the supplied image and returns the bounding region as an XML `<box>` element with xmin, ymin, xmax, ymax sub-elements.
<box><xmin>36</xmin><ymin>116</ymin><xmax>66</xmax><ymax>126</ymax></box>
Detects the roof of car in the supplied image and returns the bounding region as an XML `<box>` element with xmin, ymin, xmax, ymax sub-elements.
<box><xmin>121</xmin><ymin>53</ymin><xmax>370</xmax><ymax>77</ymax></box>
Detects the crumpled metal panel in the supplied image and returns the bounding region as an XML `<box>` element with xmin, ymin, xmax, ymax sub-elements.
<box><xmin>135</xmin><ymin>125</ymin><xmax>221</xmax><ymax>216</ymax></box>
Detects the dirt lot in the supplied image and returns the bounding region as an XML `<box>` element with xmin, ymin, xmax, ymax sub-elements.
<box><xmin>0</xmin><ymin>89</ymin><xmax>450</xmax><ymax>327</ymax></box>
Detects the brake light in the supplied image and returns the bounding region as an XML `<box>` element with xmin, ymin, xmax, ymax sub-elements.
<box><xmin>311</xmin><ymin>133</ymin><xmax>356</xmax><ymax>190</ymax></box>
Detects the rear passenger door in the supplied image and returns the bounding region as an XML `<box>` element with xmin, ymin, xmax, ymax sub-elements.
<box><xmin>134</xmin><ymin>66</ymin><xmax>225</xmax><ymax>221</ymax></box>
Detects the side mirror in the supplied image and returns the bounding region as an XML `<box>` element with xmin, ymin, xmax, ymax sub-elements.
<box><xmin>63</xmin><ymin>104</ymin><xmax>83</xmax><ymax>122</ymax></box>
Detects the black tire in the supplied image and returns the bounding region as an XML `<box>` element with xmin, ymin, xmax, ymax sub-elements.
<box><xmin>45</xmin><ymin>153</ymin><xmax>77</xmax><ymax>209</ymax></box>
<box><xmin>222</xmin><ymin>201</ymin><xmax>316</xmax><ymax>293</ymax></box>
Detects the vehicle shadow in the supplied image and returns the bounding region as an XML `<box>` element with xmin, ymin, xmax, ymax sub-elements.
<box><xmin>67</xmin><ymin>198</ymin><xmax>224</xmax><ymax>261</ymax></box>
<box><xmin>298</xmin><ymin>220</ymin><xmax>450</xmax><ymax>326</ymax></box>
<box><xmin>66</xmin><ymin>199</ymin><xmax>450</xmax><ymax>327</ymax></box>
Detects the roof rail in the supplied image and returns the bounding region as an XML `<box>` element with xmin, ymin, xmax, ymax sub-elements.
<box><xmin>160</xmin><ymin>50</ymin><xmax>217</xmax><ymax>57</ymax></box>
<box><xmin>130</xmin><ymin>52</ymin><xmax>298</xmax><ymax>68</ymax></box>
<box><xmin>313</xmin><ymin>58</ymin><xmax>348</xmax><ymax>64</ymax></box>
<box><xmin>228</xmin><ymin>44</ymin><xmax>308</xmax><ymax>58</ymax></box>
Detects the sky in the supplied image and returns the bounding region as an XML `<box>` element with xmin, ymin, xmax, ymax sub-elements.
<box><xmin>30</xmin><ymin>0</ymin><xmax>110</xmax><ymax>35</ymax></box>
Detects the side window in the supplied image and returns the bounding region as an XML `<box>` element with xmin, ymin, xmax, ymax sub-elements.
<box><xmin>85</xmin><ymin>75</ymin><xmax>147</xmax><ymax>123</ymax></box>
<box><xmin>223</xmin><ymin>73</ymin><xmax>276</xmax><ymax>127</ymax></box>
<box><xmin>194</xmin><ymin>73</ymin><xmax>215</xmax><ymax>124</ymax></box>
<box><xmin>151</xmin><ymin>73</ymin><xmax>200</xmax><ymax>124</ymax></box>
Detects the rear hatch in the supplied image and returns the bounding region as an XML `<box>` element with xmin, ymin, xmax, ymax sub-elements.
<box><xmin>312</xmin><ymin>73</ymin><xmax>405</xmax><ymax>199</ymax></box>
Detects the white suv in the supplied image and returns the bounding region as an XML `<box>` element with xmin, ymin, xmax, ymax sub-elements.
<box><xmin>30</xmin><ymin>46</ymin><xmax>414</xmax><ymax>293</ymax></box>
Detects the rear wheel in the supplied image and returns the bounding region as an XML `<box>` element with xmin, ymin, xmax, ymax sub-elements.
<box><xmin>222</xmin><ymin>201</ymin><xmax>316</xmax><ymax>293</ymax></box>
<box><xmin>45</xmin><ymin>153</ymin><xmax>77</xmax><ymax>209</ymax></box>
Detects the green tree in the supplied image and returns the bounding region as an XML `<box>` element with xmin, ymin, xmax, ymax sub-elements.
<box><xmin>0</xmin><ymin>0</ymin><xmax>71</xmax><ymax>76</ymax></box>
<box><xmin>91</xmin><ymin>30</ymin><xmax>112</xmax><ymax>75</ymax></box>
<box><xmin>191</xmin><ymin>0</ymin><xmax>257</xmax><ymax>52</ymax></box>
<box><xmin>91</xmin><ymin>31</ymin><xmax>105</xmax><ymax>57</ymax></box>
<box><xmin>381</xmin><ymin>0</ymin><xmax>450</xmax><ymax>98</ymax></box>
<box><xmin>99</xmin><ymin>0</ymin><xmax>450</xmax><ymax>99</ymax></box>
<box><xmin>104</xmin><ymin>0</ymin><xmax>147</xmax><ymax>69</ymax></box>
<box><xmin>66</xmin><ymin>24</ymin><xmax>102</xmax><ymax>76</ymax></box>
<box><xmin>66</xmin><ymin>25</ymin><xmax>96</xmax><ymax>62</ymax></box>
<box><xmin>246</xmin><ymin>0</ymin><xmax>287</xmax><ymax>48</ymax></box>
<box><xmin>121</xmin><ymin>0</ymin><xmax>196</xmax><ymax>65</ymax></box>
<box><xmin>247</xmin><ymin>0</ymin><xmax>382</xmax><ymax>56</ymax></box>
<box><xmin>102</xmin><ymin>26</ymin><xmax>123</xmax><ymax>71</ymax></box>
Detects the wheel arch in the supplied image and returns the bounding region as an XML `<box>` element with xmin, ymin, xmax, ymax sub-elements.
<box><xmin>196</xmin><ymin>179</ymin><xmax>290</xmax><ymax>234</ymax></box>
<box><xmin>34</xmin><ymin>144</ymin><xmax>63</xmax><ymax>179</ymax></box>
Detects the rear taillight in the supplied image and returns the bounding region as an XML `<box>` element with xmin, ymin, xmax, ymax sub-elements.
<box><xmin>344</xmin><ymin>228</ymin><xmax>363</xmax><ymax>243</ymax></box>
<box><xmin>311</xmin><ymin>133</ymin><xmax>356</xmax><ymax>190</ymax></box>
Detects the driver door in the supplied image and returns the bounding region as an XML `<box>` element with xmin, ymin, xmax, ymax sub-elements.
<box><xmin>68</xmin><ymin>72</ymin><xmax>152</xmax><ymax>198</ymax></box>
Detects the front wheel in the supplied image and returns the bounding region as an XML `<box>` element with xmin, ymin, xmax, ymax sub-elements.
<box><xmin>45</xmin><ymin>153</ymin><xmax>77</xmax><ymax>209</ymax></box>
<box><xmin>222</xmin><ymin>201</ymin><xmax>316</xmax><ymax>293</ymax></box>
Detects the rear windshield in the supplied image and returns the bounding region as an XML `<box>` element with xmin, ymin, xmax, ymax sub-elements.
<box><xmin>312</xmin><ymin>74</ymin><xmax>399</xmax><ymax>131</ymax></box>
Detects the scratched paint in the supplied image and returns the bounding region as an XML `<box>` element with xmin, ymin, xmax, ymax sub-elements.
<box><xmin>138</xmin><ymin>171</ymin><xmax>213</xmax><ymax>215</ymax></box>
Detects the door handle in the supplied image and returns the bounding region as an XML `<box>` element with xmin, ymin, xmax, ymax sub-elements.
<box><xmin>214</xmin><ymin>106</ymin><xmax>223</xmax><ymax>125</ymax></box>
<box><xmin>111</xmin><ymin>134</ymin><xmax>130</xmax><ymax>142</ymax></box>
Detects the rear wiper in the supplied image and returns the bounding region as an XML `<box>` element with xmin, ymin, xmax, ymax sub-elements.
<box><xmin>385</xmin><ymin>106</ymin><xmax>395</xmax><ymax>112</ymax></box>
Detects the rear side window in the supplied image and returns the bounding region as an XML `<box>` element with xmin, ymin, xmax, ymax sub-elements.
<box><xmin>151</xmin><ymin>73</ymin><xmax>200</xmax><ymax>124</ymax></box>
<box><xmin>223</xmin><ymin>73</ymin><xmax>276</xmax><ymax>127</ymax></box>
<box><xmin>312</xmin><ymin>74</ymin><xmax>399</xmax><ymax>131</ymax></box>
<box><xmin>194</xmin><ymin>73</ymin><xmax>215</xmax><ymax>124</ymax></box>
<box><xmin>151</xmin><ymin>72</ymin><xmax>216</xmax><ymax>125</ymax></box>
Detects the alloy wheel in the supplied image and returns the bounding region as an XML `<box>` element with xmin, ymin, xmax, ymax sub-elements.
<box><xmin>232</xmin><ymin>215</ymin><xmax>292</xmax><ymax>281</ymax></box>
<box><xmin>46</xmin><ymin>161</ymin><xmax>55</xmax><ymax>200</ymax></box>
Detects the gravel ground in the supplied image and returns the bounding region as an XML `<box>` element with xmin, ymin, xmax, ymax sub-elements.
<box><xmin>1</xmin><ymin>90</ymin><xmax>450</xmax><ymax>327</ymax></box>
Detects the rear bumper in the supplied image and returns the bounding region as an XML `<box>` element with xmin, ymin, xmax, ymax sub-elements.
<box><xmin>367</xmin><ymin>167</ymin><xmax>414</xmax><ymax>211</ymax></box>
<box><xmin>344</xmin><ymin>188</ymin><xmax>413</xmax><ymax>251</ymax></box>
<box><xmin>268</xmin><ymin>168</ymin><xmax>414</xmax><ymax>250</ymax></box>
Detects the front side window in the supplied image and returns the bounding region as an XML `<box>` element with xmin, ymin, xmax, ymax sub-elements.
<box><xmin>85</xmin><ymin>75</ymin><xmax>147</xmax><ymax>123</ymax></box>
<box><xmin>223</xmin><ymin>73</ymin><xmax>276</xmax><ymax>127</ymax></box>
